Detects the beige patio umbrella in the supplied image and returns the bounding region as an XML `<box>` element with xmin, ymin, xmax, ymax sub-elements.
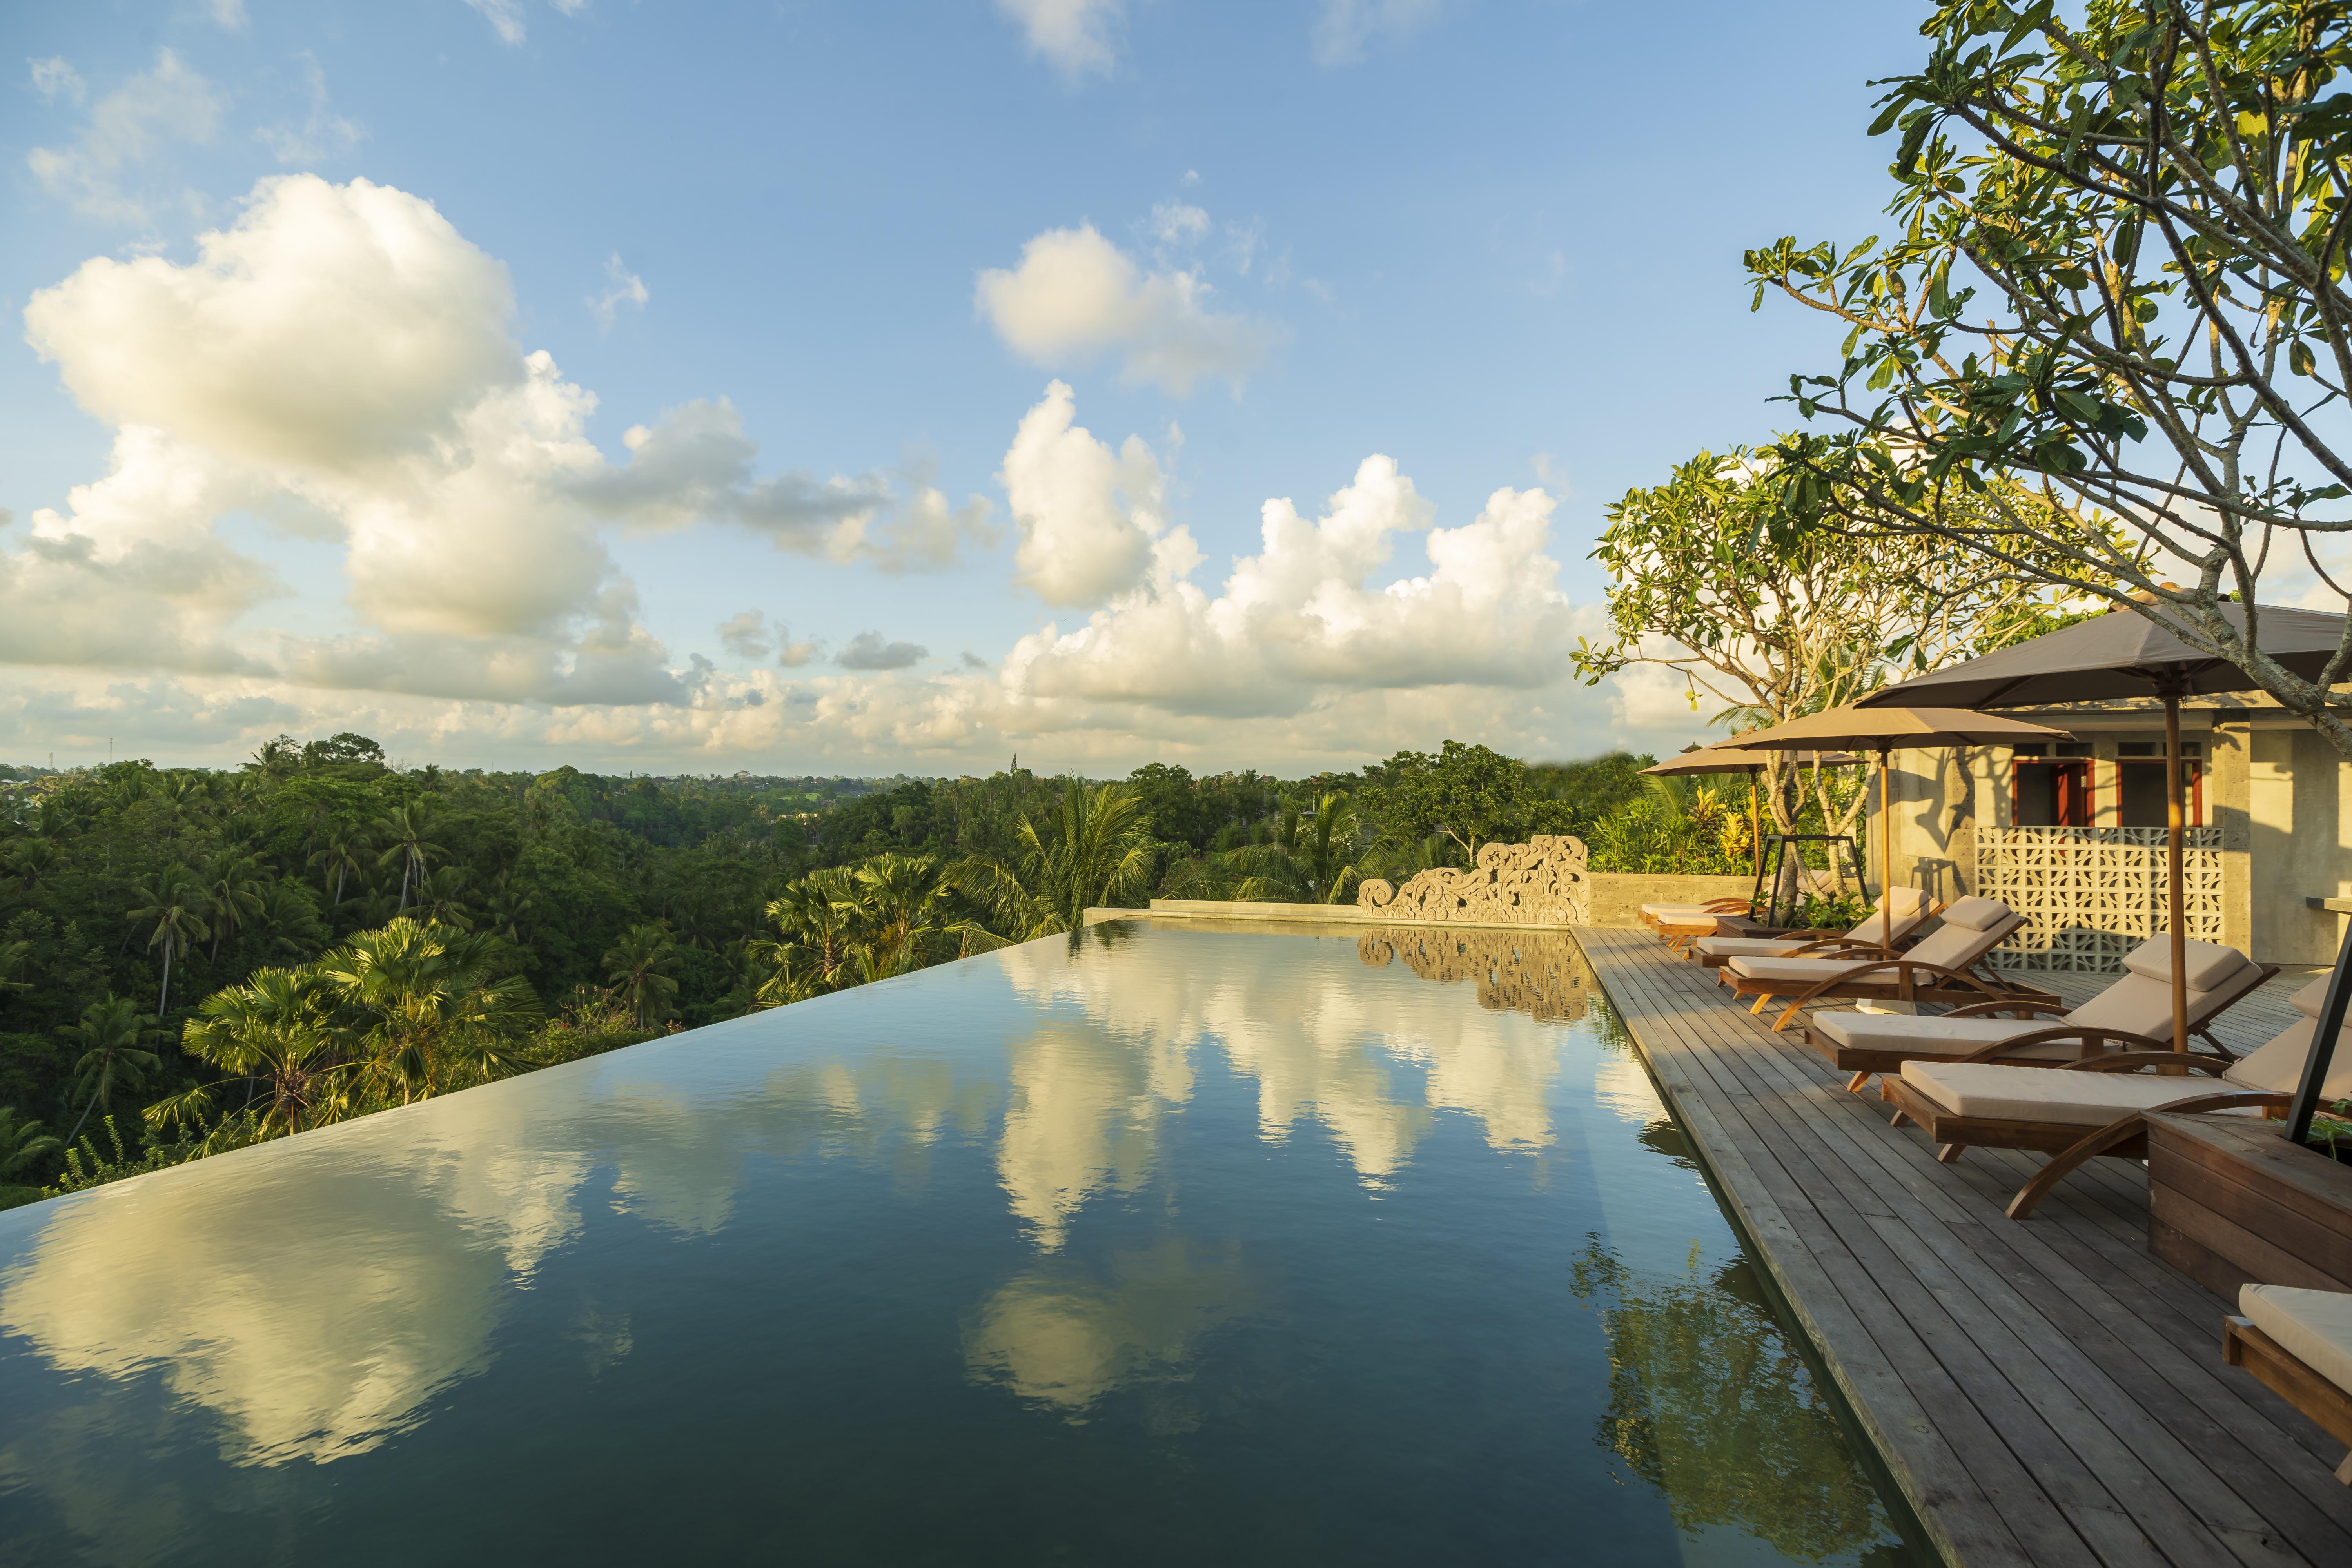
<box><xmin>1716</xmin><ymin>707</ymin><xmax>2075</xmax><ymax>952</ymax></box>
<box><xmin>1641</xmin><ymin>742</ymin><xmax>1860</xmax><ymax>876</ymax></box>
<box><xmin>1856</xmin><ymin>601</ymin><xmax>2350</xmax><ymax>1065</ymax></box>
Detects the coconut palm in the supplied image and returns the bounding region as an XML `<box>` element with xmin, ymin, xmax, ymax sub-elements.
<box><xmin>60</xmin><ymin>996</ymin><xmax>163</xmax><ymax>1143</ymax></box>
<box><xmin>844</xmin><ymin>853</ymin><xmax>984</xmax><ymax>978</ymax></box>
<box><xmin>953</xmin><ymin>778</ymin><xmax>1156</xmax><ymax>940</ymax></box>
<box><xmin>411</xmin><ymin>865</ymin><xmax>476</xmax><ymax>931</ymax></box>
<box><xmin>307</xmin><ymin>829</ymin><xmax>369</xmax><ymax>907</ymax></box>
<box><xmin>200</xmin><ymin>851</ymin><xmax>268</xmax><ymax>964</ymax></box>
<box><xmin>603</xmin><ymin>924</ymin><xmax>682</xmax><ymax>1028</ymax></box>
<box><xmin>249</xmin><ymin>879</ymin><xmax>330</xmax><ymax>960</ymax></box>
<box><xmin>127</xmin><ymin>867</ymin><xmax>211</xmax><ymax>1014</ymax></box>
<box><xmin>759</xmin><ymin>867</ymin><xmax>866</xmax><ymax>993</ymax></box>
<box><xmin>314</xmin><ymin>917</ymin><xmax>542</xmax><ymax>1103</ymax></box>
<box><xmin>0</xmin><ymin>835</ymin><xmax>56</xmax><ymax>901</ymax></box>
<box><xmin>1226</xmin><ymin>791</ymin><xmax>1363</xmax><ymax>904</ymax></box>
<box><xmin>374</xmin><ymin>802</ymin><xmax>445</xmax><ymax>910</ymax></box>
<box><xmin>0</xmin><ymin>1108</ymin><xmax>60</xmax><ymax>1207</ymax></box>
<box><xmin>481</xmin><ymin>873</ymin><xmax>534</xmax><ymax>944</ymax></box>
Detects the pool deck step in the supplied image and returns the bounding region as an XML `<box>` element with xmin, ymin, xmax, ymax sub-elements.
<box><xmin>1571</xmin><ymin>925</ymin><xmax>2352</xmax><ymax>1568</ymax></box>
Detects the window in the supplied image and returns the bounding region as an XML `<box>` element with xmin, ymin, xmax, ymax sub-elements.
<box><xmin>2117</xmin><ymin>741</ymin><xmax>2203</xmax><ymax>828</ymax></box>
<box><xmin>2013</xmin><ymin>753</ymin><xmax>2093</xmax><ymax>827</ymax></box>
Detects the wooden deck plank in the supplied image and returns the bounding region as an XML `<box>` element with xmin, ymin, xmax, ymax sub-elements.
<box><xmin>1571</xmin><ymin>926</ymin><xmax>2352</xmax><ymax>1568</ymax></box>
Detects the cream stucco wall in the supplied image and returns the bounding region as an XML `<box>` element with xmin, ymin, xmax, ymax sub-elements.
<box><xmin>2248</xmin><ymin>727</ymin><xmax>2352</xmax><ymax>964</ymax></box>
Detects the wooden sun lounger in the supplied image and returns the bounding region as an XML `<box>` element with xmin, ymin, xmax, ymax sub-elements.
<box><xmin>1795</xmin><ymin>956</ymin><xmax>2278</xmax><ymax>1092</ymax></box>
<box><xmin>2226</xmin><ymin>1307</ymin><xmax>2352</xmax><ymax>1485</ymax></box>
<box><xmin>1717</xmin><ymin>911</ymin><xmax>2054</xmax><ymax>1032</ymax></box>
<box><xmin>1638</xmin><ymin>897</ymin><xmax>1749</xmax><ymax>935</ymax></box>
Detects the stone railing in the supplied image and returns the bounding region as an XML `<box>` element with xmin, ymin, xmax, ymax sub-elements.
<box><xmin>1354</xmin><ymin>835</ymin><xmax>1590</xmax><ymax>926</ymax></box>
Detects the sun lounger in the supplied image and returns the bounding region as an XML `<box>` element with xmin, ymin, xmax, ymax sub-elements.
<box><xmin>1718</xmin><ymin>896</ymin><xmax>2047</xmax><ymax>1031</ymax></box>
<box><xmin>1878</xmin><ymin>977</ymin><xmax>2352</xmax><ymax>1215</ymax></box>
<box><xmin>1798</xmin><ymin>934</ymin><xmax>2274</xmax><ymax>1091</ymax></box>
<box><xmin>2226</xmin><ymin>1286</ymin><xmax>2352</xmax><ymax>1484</ymax></box>
<box><xmin>1639</xmin><ymin>897</ymin><xmax>1749</xmax><ymax>936</ymax></box>
<box><xmin>1690</xmin><ymin>887</ymin><xmax>1934</xmax><ymax>967</ymax></box>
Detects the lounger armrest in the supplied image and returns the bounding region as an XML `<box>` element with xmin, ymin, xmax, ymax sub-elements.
<box><xmin>2007</xmin><ymin>1094</ymin><xmax>2292</xmax><ymax>1218</ymax></box>
<box><xmin>1952</xmin><ymin>1027</ymin><xmax>2176</xmax><ymax>1064</ymax></box>
<box><xmin>1786</xmin><ymin>959</ymin><xmax>2009</xmax><ymax>1009</ymax></box>
<box><xmin>2058</xmin><ymin>1050</ymin><xmax>2235</xmax><ymax>1075</ymax></box>
<box><xmin>1941</xmin><ymin>999</ymin><xmax>2071</xmax><ymax>1020</ymax></box>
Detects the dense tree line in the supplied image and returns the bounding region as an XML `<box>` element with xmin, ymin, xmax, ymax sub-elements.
<box><xmin>0</xmin><ymin>733</ymin><xmax>1810</xmax><ymax>1203</ymax></box>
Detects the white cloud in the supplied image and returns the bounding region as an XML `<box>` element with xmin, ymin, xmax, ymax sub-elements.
<box><xmin>26</xmin><ymin>49</ymin><xmax>223</xmax><ymax>223</ymax></box>
<box><xmin>256</xmin><ymin>54</ymin><xmax>363</xmax><ymax>165</ymax></box>
<box><xmin>29</xmin><ymin>58</ymin><xmax>84</xmax><ymax>105</ymax></box>
<box><xmin>1312</xmin><ymin>0</ymin><xmax>1445</xmax><ymax>65</ymax></box>
<box><xmin>837</xmin><ymin>632</ymin><xmax>929</xmax><ymax>671</ymax></box>
<box><xmin>996</xmin><ymin>0</ymin><xmax>1124</xmax><ymax>81</ymax></box>
<box><xmin>717</xmin><ymin>611</ymin><xmax>771</xmax><ymax>660</ymax></box>
<box><xmin>589</xmin><ymin>253</ymin><xmax>648</xmax><ymax>328</ymax></box>
<box><xmin>1001</xmin><ymin>381</ymin><xmax>1196</xmax><ymax>608</ymax></box>
<box><xmin>1148</xmin><ymin>200</ymin><xmax>1209</xmax><ymax>250</ymax></box>
<box><xmin>466</xmin><ymin>0</ymin><xmax>529</xmax><ymax>44</ymax></box>
<box><xmin>209</xmin><ymin>0</ymin><xmax>250</xmax><ymax>29</ymax></box>
<box><xmin>976</xmin><ymin>224</ymin><xmax>1279</xmax><ymax>397</ymax></box>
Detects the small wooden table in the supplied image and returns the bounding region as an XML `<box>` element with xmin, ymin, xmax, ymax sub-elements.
<box><xmin>2146</xmin><ymin>1112</ymin><xmax>2352</xmax><ymax>1300</ymax></box>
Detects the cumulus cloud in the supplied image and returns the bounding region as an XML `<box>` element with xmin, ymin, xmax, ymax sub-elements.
<box><xmin>1312</xmin><ymin>0</ymin><xmax>1446</xmax><ymax>65</ymax></box>
<box><xmin>209</xmin><ymin>0</ymin><xmax>250</xmax><ymax>27</ymax></box>
<box><xmin>466</xmin><ymin>0</ymin><xmax>530</xmax><ymax>44</ymax></box>
<box><xmin>976</xmin><ymin>225</ymin><xmax>1278</xmax><ymax>397</ymax></box>
<box><xmin>26</xmin><ymin>49</ymin><xmax>223</xmax><ymax>223</ymax></box>
<box><xmin>1001</xmin><ymin>381</ymin><xmax>1196</xmax><ymax>607</ymax></box>
<box><xmin>996</xmin><ymin>0</ymin><xmax>1124</xmax><ymax>81</ymax></box>
<box><xmin>29</xmin><ymin>58</ymin><xmax>84</xmax><ymax>105</ymax></box>
<box><xmin>255</xmin><ymin>54</ymin><xmax>363</xmax><ymax>165</ymax></box>
<box><xmin>717</xmin><ymin>611</ymin><xmax>818</xmax><ymax>666</ymax></box>
<box><xmin>589</xmin><ymin>253</ymin><xmax>648</xmax><ymax>328</ymax></box>
<box><xmin>837</xmin><ymin>632</ymin><xmax>929</xmax><ymax>671</ymax></box>
<box><xmin>1001</xmin><ymin>395</ymin><xmax>1588</xmax><ymax>721</ymax></box>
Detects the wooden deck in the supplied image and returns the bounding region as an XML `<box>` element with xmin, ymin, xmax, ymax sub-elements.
<box><xmin>1571</xmin><ymin>926</ymin><xmax>2352</xmax><ymax>1568</ymax></box>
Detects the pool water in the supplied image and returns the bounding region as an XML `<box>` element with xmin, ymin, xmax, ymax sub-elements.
<box><xmin>0</xmin><ymin>921</ymin><xmax>1924</xmax><ymax>1565</ymax></box>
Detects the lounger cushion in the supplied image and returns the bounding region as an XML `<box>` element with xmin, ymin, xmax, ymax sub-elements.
<box><xmin>1898</xmin><ymin>1061</ymin><xmax>2261</xmax><ymax>1125</ymax></box>
<box><xmin>1642</xmin><ymin>903</ymin><xmax>1728</xmax><ymax>918</ymax></box>
<box><xmin>2219</xmin><ymin>1018</ymin><xmax>2352</xmax><ymax>1098</ymax></box>
<box><xmin>2121</xmin><ymin>934</ymin><xmax>2256</xmax><ymax>993</ymax></box>
<box><xmin>2241</xmin><ymin>1285</ymin><xmax>2352</xmax><ymax>1396</ymax></box>
<box><xmin>2063</xmin><ymin>973</ymin><xmax>2200</xmax><ymax>1041</ymax></box>
<box><xmin>2294</xmin><ymin>976</ymin><xmax>2337</xmax><ymax>1019</ymax></box>
<box><xmin>1938</xmin><ymin>895</ymin><xmax>2010</xmax><ymax>931</ymax></box>
<box><xmin>1725</xmin><ymin>955</ymin><xmax>1876</xmax><ymax>985</ymax></box>
<box><xmin>1694</xmin><ymin>936</ymin><xmax>1814</xmax><ymax>959</ymax></box>
<box><xmin>1812</xmin><ymin>1011</ymin><xmax>2076</xmax><ymax>1058</ymax></box>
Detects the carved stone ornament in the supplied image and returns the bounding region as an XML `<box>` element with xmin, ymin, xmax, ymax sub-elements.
<box><xmin>1354</xmin><ymin>835</ymin><xmax>1590</xmax><ymax>926</ymax></box>
<box><xmin>1356</xmin><ymin>928</ymin><xmax>1592</xmax><ymax>1023</ymax></box>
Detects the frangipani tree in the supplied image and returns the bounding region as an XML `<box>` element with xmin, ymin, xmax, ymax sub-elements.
<box><xmin>1746</xmin><ymin>0</ymin><xmax>2352</xmax><ymax>754</ymax></box>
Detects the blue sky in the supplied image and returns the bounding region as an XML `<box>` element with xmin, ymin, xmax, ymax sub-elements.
<box><xmin>0</xmin><ymin>0</ymin><xmax>1928</xmax><ymax>775</ymax></box>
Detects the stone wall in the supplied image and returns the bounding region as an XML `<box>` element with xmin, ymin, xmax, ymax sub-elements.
<box><xmin>1580</xmin><ymin>873</ymin><xmax>1755</xmax><ymax>928</ymax></box>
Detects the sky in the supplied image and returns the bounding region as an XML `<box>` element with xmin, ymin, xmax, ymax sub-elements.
<box><xmin>0</xmin><ymin>0</ymin><xmax>1932</xmax><ymax>777</ymax></box>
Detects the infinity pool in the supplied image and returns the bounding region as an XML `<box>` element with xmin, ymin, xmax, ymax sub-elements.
<box><xmin>0</xmin><ymin>920</ymin><xmax>1921</xmax><ymax>1564</ymax></box>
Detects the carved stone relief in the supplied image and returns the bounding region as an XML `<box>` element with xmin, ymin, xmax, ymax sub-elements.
<box><xmin>1354</xmin><ymin>835</ymin><xmax>1591</xmax><ymax>927</ymax></box>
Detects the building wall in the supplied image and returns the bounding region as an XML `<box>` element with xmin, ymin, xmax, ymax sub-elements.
<box><xmin>1864</xmin><ymin>745</ymin><xmax>1980</xmax><ymax>909</ymax></box>
<box><xmin>2249</xmin><ymin>727</ymin><xmax>2352</xmax><ymax>964</ymax></box>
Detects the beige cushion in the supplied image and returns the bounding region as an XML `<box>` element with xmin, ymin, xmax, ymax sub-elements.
<box><xmin>1902</xmin><ymin>915</ymin><xmax>2011</xmax><ymax>971</ymax></box>
<box><xmin>1813</xmin><ymin>1011</ymin><xmax>2074</xmax><ymax>1058</ymax></box>
<box><xmin>1642</xmin><ymin>902</ymin><xmax>1726</xmax><ymax>918</ymax></box>
<box><xmin>1938</xmin><ymin>895</ymin><xmax>2010</xmax><ymax>931</ymax></box>
<box><xmin>1899</xmin><ymin>1060</ymin><xmax>2260</xmax><ymax>1126</ymax></box>
<box><xmin>1726</xmin><ymin>955</ymin><xmax>1878</xmax><ymax>985</ymax></box>
<box><xmin>2063</xmin><ymin>972</ymin><xmax>2192</xmax><ymax>1041</ymax></box>
<box><xmin>2220</xmin><ymin>1017</ymin><xmax>2352</xmax><ymax>1098</ymax></box>
<box><xmin>2293</xmin><ymin>977</ymin><xmax>2335</xmax><ymax>1019</ymax></box>
<box><xmin>1694</xmin><ymin>936</ymin><xmax>1811</xmax><ymax>959</ymax></box>
<box><xmin>2241</xmin><ymin>1285</ymin><xmax>2352</xmax><ymax>1395</ymax></box>
<box><xmin>2121</xmin><ymin>934</ymin><xmax>2254</xmax><ymax>993</ymax></box>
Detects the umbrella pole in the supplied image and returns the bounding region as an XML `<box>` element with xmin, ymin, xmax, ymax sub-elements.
<box><xmin>2165</xmin><ymin>688</ymin><xmax>2189</xmax><ymax>1063</ymax></box>
<box><xmin>1878</xmin><ymin>743</ymin><xmax>1893</xmax><ymax>951</ymax></box>
<box><xmin>1748</xmin><ymin>765</ymin><xmax>1762</xmax><ymax>912</ymax></box>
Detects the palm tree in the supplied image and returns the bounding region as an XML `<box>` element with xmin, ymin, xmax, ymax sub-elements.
<box><xmin>249</xmin><ymin>879</ymin><xmax>329</xmax><ymax>959</ymax></box>
<box><xmin>0</xmin><ymin>937</ymin><xmax>30</xmax><ymax>1009</ymax></box>
<box><xmin>411</xmin><ymin>865</ymin><xmax>476</xmax><ymax>930</ymax></box>
<box><xmin>1227</xmin><ymin>791</ymin><xmax>1364</xmax><ymax>904</ymax></box>
<box><xmin>844</xmin><ymin>853</ymin><xmax>984</xmax><ymax>978</ymax></box>
<box><xmin>60</xmin><ymin>996</ymin><xmax>163</xmax><ymax>1143</ymax></box>
<box><xmin>953</xmin><ymin>777</ymin><xmax>1155</xmax><ymax>940</ymax></box>
<box><xmin>127</xmin><ymin>866</ymin><xmax>211</xmax><ymax>1014</ymax></box>
<box><xmin>313</xmin><ymin>917</ymin><xmax>543</xmax><ymax>1103</ymax></box>
<box><xmin>0</xmin><ymin>1108</ymin><xmax>60</xmax><ymax>1207</ymax></box>
<box><xmin>374</xmin><ymin>802</ymin><xmax>445</xmax><ymax>911</ymax></box>
<box><xmin>481</xmin><ymin>873</ymin><xmax>534</xmax><ymax>943</ymax></box>
<box><xmin>178</xmin><ymin>967</ymin><xmax>354</xmax><ymax>1138</ymax></box>
<box><xmin>603</xmin><ymin>924</ymin><xmax>682</xmax><ymax>1028</ymax></box>
<box><xmin>758</xmin><ymin>867</ymin><xmax>866</xmax><ymax>995</ymax></box>
<box><xmin>0</xmin><ymin>835</ymin><xmax>56</xmax><ymax>901</ymax></box>
<box><xmin>307</xmin><ymin>829</ymin><xmax>368</xmax><ymax>908</ymax></box>
<box><xmin>200</xmin><ymin>851</ymin><xmax>267</xmax><ymax>964</ymax></box>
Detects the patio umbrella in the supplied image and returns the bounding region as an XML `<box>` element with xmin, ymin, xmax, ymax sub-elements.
<box><xmin>1715</xmin><ymin>707</ymin><xmax>2075</xmax><ymax>952</ymax></box>
<box><xmin>1856</xmin><ymin>602</ymin><xmax>2350</xmax><ymax>1067</ymax></box>
<box><xmin>1641</xmin><ymin>742</ymin><xmax>1860</xmax><ymax>875</ymax></box>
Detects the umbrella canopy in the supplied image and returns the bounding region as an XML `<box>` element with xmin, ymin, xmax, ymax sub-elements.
<box><xmin>1717</xmin><ymin>706</ymin><xmax>2073</xmax><ymax>751</ymax></box>
<box><xmin>1852</xmin><ymin>601</ymin><xmax>2348</xmax><ymax>709</ymax></box>
<box><xmin>1640</xmin><ymin>742</ymin><xmax>1860</xmax><ymax>775</ymax></box>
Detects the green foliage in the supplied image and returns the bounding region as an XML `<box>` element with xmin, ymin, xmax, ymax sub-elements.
<box><xmin>1359</xmin><ymin>741</ymin><xmax>1572</xmax><ymax>861</ymax></box>
<box><xmin>953</xmin><ymin>778</ymin><xmax>1157</xmax><ymax>939</ymax></box>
